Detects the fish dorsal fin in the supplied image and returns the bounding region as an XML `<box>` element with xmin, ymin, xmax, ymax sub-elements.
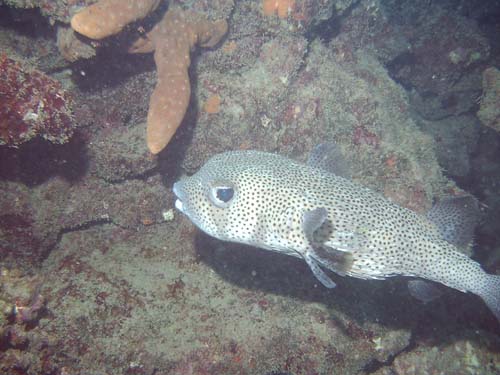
<box><xmin>426</xmin><ymin>195</ymin><xmax>480</xmax><ymax>248</ymax></box>
<box><xmin>307</xmin><ymin>143</ymin><xmax>352</xmax><ymax>178</ymax></box>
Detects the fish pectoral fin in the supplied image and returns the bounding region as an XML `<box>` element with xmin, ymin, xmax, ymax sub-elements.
<box><xmin>301</xmin><ymin>208</ymin><xmax>337</xmax><ymax>288</ymax></box>
<box><xmin>303</xmin><ymin>252</ymin><xmax>336</xmax><ymax>288</ymax></box>
<box><xmin>312</xmin><ymin>245</ymin><xmax>354</xmax><ymax>277</ymax></box>
<box><xmin>303</xmin><ymin>207</ymin><xmax>328</xmax><ymax>243</ymax></box>
<box><xmin>303</xmin><ymin>207</ymin><xmax>358</xmax><ymax>277</ymax></box>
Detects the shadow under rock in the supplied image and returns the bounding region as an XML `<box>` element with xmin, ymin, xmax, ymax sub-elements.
<box><xmin>195</xmin><ymin>232</ymin><xmax>418</xmax><ymax>326</ymax></box>
<box><xmin>0</xmin><ymin>5</ymin><xmax>54</xmax><ymax>39</ymax></box>
<box><xmin>194</xmin><ymin>232</ymin><xmax>500</xmax><ymax>341</ymax></box>
<box><xmin>156</xmin><ymin>84</ymin><xmax>200</xmax><ymax>184</ymax></box>
<box><xmin>0</xmin><ymin>131</ymin><xmax>88</xmax><ymax>186</ymax></box>
<box><xmin>69</xmin><ymin>2</ymin><xmax>168</xmax><ymax>92</ymax></box>
<box><xmin>71</xmin><ymin>48</ymin><xmax>156</xmax><ymax>93</ymax></box>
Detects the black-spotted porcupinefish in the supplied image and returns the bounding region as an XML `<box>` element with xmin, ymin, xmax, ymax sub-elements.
<box><xmin>173</xmin><ymin>144</ymin><xmax>500</xmax><ymax>320</ymax></box>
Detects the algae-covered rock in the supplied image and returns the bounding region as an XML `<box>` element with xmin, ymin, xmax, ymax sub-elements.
<box><xmin>478</xmin><ymin>67</ymin><xmax>500</xmax><ymax>132</ymax></box>
<box><xmin>88</xmin><ymin>123</ymin><xmax>157</xmax><ymax>183</ymax></box>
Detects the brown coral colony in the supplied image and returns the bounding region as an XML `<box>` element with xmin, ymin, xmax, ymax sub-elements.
<box><xmin>70</xmin><ymin>0</ymin><xmax>228</xmax><ymax>154</ymax></box>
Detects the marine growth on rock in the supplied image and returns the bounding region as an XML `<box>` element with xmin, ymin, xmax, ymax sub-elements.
<box><xmin>0</xmin><ymin>54</ymin><xmax>75</xmax><ymax>147</ymax></box>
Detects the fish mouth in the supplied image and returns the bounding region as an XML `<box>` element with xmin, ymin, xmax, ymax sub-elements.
<box><xmin>172</xmin><ymin>181</ymin><xmax>185</xmax><ymax>213</ymax></box>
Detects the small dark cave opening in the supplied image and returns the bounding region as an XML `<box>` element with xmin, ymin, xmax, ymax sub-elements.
<box><xmin>0</xmin><ymin>133</ymin><xmax>89</xmax><ymax>187</ymax></box>
<box><xmin>452</xmin><ymin>128</ymin><xmax>500</xmax><ymax>272</ymax></box>
<box><xmin>0</xmin><ymin>4</ymin><xmax>54</xmax><ymax>39</ymax></box>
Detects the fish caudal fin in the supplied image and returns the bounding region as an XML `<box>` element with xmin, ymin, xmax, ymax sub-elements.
<box><xmin>476</xmin><ymin>273</ymin><xmax>500</xmax><ymax>321</ymax></box>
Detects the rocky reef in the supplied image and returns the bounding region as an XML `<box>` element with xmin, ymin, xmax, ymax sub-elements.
<box><xmin>0</xmin><ymin>0</ymin><xmax>500</xmax><ymax>374</ymax></box>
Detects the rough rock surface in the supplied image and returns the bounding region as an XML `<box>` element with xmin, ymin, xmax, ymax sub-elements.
<box><xmin>478</xmin><ymin>67</ymin><xmax>500</xmax><ymax>132</ymax></box>
<box><xmin>88</xmin><ymin>123</ymin><xmax>157</xmax><ymax>182</ymax></box>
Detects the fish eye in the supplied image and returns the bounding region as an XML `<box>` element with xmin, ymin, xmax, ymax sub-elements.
<box><xmin>216</xmin><ymin>187</ymin><xmax>234</xmax><ymax>202</ymax></box>
<box><xmin>209</xmin><ymin>183</ymin><xmax>236</xmax><ymax>208</ymax></box>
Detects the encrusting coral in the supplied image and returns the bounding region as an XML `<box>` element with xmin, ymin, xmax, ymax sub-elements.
<box><xmin>71</xmin><ymin>0</ymin><xmax>161</xmax><ymax>40</ymax></box>
<box><xmin>262</xmin><ymin>0</ymin><xmax>295</xmax><ymax>18</ymax></box>
<box><xmin>71</xmin><ymin>3</ymin><xmax>228</xmax><ymax>154</ymax></box>
<box><xmin>129</xmin><ymin>10</ymin><xmax>228</xmax><ymax>154</ymax></box>
<box><xmin>0</xmin><ymin>54</ymin><xmax>75</xmax><ymax>146</ymax></box>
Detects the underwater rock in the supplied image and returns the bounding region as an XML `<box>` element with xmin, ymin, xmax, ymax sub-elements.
<box><xmin>388</xmin><ymin>4</ymin><xmax>489</xmax><ymax>95</ymax></box>
<box><xmin>331</xmin><ymin>0</ymin><xmax>411</xmax><ymax>64</ymax></box>
<box><xmin>56</xmin><ymin>26</ymin><xmax>96</xmax><ymax>62</ymax></box>
<box><xmin>417</xmin><ymin>115</ymin><xmax>480</xmax><ymax>177</ymax></box>
<box><xmin>280</xmin><ymin>43</ymin><xmax>447</xmax><ymax>211</ymax></box>
<box><xmin>477</xmin><ymin>67</ymin><xmax>500</xmax><ymax>132</ymax></box>
<box><xmin>387</xmin><ymin>3</ymin><xmax>489</xmax><ymax>119</ymax></box>
<box><xmin>376</xmin><ymin>336</ymin><xmax>500</xmax><ymax>375</ymax></box>
<box><xmin>180</xmin><ymin>33</ymin><xmax>309</xmax><ymax>170</ymax></box>
<box><xmin>0</xmin><ymin>182</ymin><xmax>37</xmax><ymax>265</ymax></box>
<box><xmin>88</xmin><ymin>123</ymin><xmax>157</xmax><ymax>183</ymax></box>
<box><xmin>39</xmin><ymin>223</ymin><xmax>413</xmax><ymax>375</ymax></box>
<box><xmin>61</xmin><ymin>177</ymin><xmax>168</xmax><ymax>229</ymax></box>
<box><xmin>0</xmin><ymin>178</ymin><xmax>68</xmax><ymax>268</ymax></box>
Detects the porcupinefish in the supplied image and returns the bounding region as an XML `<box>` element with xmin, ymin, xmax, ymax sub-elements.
<box><xmin>173</xmin><ymin>144</ymin><xmax>500</xmax><ymax>320</ymax></box>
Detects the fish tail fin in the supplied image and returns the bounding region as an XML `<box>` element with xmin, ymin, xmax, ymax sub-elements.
<box><xmin>475</xmin><ymin>273</ymin><xmax>500</xmax><ymax>321</ymax></box>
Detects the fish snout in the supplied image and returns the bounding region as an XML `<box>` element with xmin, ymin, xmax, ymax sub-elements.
<box><xmin>173</xmin><ymin>181</ymin><xmax>186</xmax><ymax>213</ymax></box>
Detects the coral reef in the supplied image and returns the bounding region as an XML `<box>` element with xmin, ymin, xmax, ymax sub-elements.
<box><xmin>478</xmin><ymin>67</ymin><xmax>500</xmax><ymax>132</ymax></box>
<box><xmin>0</xmin><ymin>0</ymin><xmax>500</xmax><ymax>374</ymax></box>
<box><xmin>0</xmin><ymin>55</ymin><xmax>75</xmax><ymax>147</ymax></box>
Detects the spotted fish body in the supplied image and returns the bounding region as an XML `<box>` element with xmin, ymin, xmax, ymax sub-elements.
<box><xmin>173</xmin><ymin>146</ymin><xmax>500</xmax><ymax>320</ymax></box>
